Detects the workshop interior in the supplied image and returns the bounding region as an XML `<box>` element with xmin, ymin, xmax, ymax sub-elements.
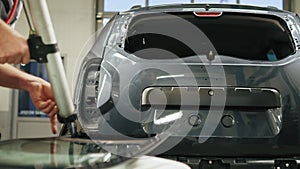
<box><xmin>1</xmin><ymin>0</ymin><xmax>300</xmax><ymax>169</ymax></box>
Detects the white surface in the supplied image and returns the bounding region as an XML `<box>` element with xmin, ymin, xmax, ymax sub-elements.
<box><xmin>0</xmin><ymin>111</ymin><xmax>10</xmax><ymax>140</ymax></box>
<box><xmin>0</xmin><ymin>87</ymin><xmax>10</xmax><ymax>112</ymax></box>
<box><xmin>294</xmin><ymin>0</ymin><xmax>300</xmax><ymax>15</ymax></box>
<box><xmin>110</xmin><ymin>156</ymin><xmax>191</xmax><ymax>169</ymax></box>
<box><xmin>0</xmin><ymin>87</ymin><xmax>11</xmax><ymax>140</ymax></box>
<box><xmin>17</xmin><ymin>120</ymin><xmax>58</xmax><ymax>138</ymax></box>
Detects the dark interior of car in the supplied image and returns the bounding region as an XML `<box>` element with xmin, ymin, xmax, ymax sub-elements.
<box><xmin>125</xmin><ymin>12</ymin><xmax>296</xmax><ymax>61</ymax></box>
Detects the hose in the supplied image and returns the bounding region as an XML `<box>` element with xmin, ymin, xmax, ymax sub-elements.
<box><xmin>5</xmin><ymin>0</ymin><xmax>19</xmax><ymax>24</ymax></box>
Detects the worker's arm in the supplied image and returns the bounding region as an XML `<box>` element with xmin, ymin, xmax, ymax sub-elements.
<box><xmin>0</xmin><ymin>64</ymin><xmax>58</xmax><ymax>134</ymax></box>
<box><xmin>0</xmin><ymin>19</ymin><xmax>30</xmax><ymax>64</ymax></box>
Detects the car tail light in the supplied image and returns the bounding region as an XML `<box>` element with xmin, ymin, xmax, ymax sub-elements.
<box><xmin>193</xmin><ymin>11</ymin><xmax>223</xmax><ymax>17</ymax></box>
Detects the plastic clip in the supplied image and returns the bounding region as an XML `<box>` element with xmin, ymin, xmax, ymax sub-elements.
<box><xmin>27</xmin><ymin>34</ymin><xmax>58</xmax><ymax>63</ymax></box>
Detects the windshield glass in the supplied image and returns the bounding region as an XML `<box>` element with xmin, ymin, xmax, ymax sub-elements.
<box><xmin>0</xmin><ymin>137</ymin><xmax>130</xmax><ymax>169</ymax></box>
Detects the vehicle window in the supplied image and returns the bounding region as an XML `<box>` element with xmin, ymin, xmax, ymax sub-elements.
<box><xmin>124</xmin><ymin>12</ymin><xmax>295</xmax><ymax>61</ymax></box>
<box><xmin>104</xmin><ymin>0</ymin><xmax>145</xmax><ymax>11</ymax></box>
<box><xmin>239</xmin><ymin>0</ymin><xmax>283</xmax><ymax>9</ymax></box>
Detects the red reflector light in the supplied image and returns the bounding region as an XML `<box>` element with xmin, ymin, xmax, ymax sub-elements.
<box><xmin>193</xmin><ymin>11</ymin><xmax>223</xmax><ymax>17</ymax></box>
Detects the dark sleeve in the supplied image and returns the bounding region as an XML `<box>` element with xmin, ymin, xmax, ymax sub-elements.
<box><xmin>0</xmin><ymin>0</ymin><xmax>12</xmax><ymax>21</ymax></box>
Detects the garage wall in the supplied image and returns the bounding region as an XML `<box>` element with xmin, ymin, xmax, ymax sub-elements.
<box><xmin>0</xmin><ymin>87</ymin><xmax>11</xmax><ymax>140</ymax></box>
<box><xmin>293</xmin><ymin>0</ymin><xmax>300</xmax><ymax>14</ymax></box>
<box><xmin>46</xmin><ymin>0</ymin><xmax>95</xmax><ymax>93</ymax></box>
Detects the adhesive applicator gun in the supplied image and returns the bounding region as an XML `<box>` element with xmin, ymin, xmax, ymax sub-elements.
<box><xmin>24</xmin><ymin>0</ymin><xmax>77</xmax><ymax>136</ymax></box>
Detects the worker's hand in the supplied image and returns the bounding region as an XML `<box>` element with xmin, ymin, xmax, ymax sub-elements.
<box><xmin>0</xmin><ymin>20</ymin><xmax>30</xmax><ymax>64</ymax></box>
<box><xmin>28</xmin><ymin>78</ymin><xmax>58</xmax><ymax>134</ymax></box>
